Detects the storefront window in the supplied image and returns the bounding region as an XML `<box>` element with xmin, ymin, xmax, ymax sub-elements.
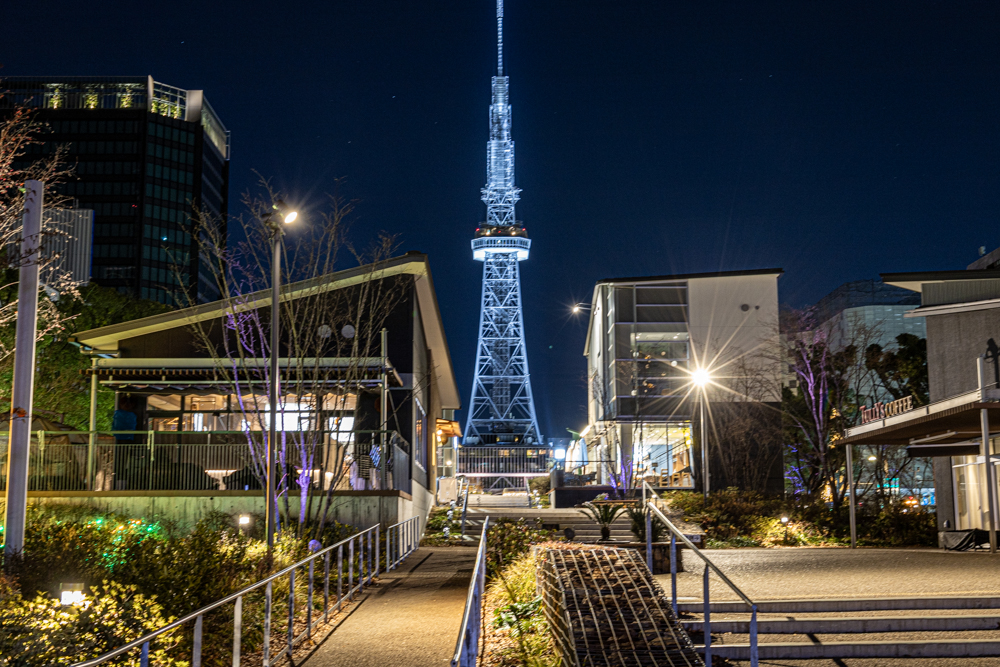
<box><xmin>633</xmin><ymin>422</ymin><xmax>694</xmax><ymax>488</ymax></box>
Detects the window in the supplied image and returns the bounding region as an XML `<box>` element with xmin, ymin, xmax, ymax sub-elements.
<box><xmin>414</xmin><ymin>399</ymin><xmax>427</xmax><ymax>469</ymax></box>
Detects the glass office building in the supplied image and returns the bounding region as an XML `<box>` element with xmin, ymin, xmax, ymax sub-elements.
<box><xmin>1</xmin><ymin>76</ymin><xmax>229</xmax><ymax>304</ymax></box>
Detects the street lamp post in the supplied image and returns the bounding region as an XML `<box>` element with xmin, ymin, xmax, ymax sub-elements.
<box><xmin>264</xmin><ymin>201</ymin><xmax>298</xmax><ymax>551</ymax></box>
<box><xmin>691</xmin><ymin>367</ymin><xmax>711</xmax><ymax>500</ymax></box>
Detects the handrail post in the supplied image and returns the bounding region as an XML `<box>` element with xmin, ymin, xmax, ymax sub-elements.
<box><xmin>232</xmin><ymin>595</ymin><xmax>243</xmax><ymax>667</ymax></box>
<box><xmin>337</xmin><ymin>544</ymin><xmax>343</xmax><ymax>612</ymax></box>
<box><xmin>670</xmin><ymin>534</ymin><xmax>678</xmax><ymax>616</ymax></box>
<box><xmin>140</xmin><ymin>642</ymin><xmax>149</xmax><ymax>667</ymax></box>
<box><xmin>375</xmin><ymin>524</ymin><xmax>381</xmax><ymax>577</ymax></box>
<box><xmin>307</xmin><ymin>559</ymin><xmax>314</xmax><ymax>639</ymax></box>
<box><xmin>324</xmin><ymin>552</ymin><xmax>331</xmax><ymax>622</ymax></box>
<box><xmin>703</xmin><ymin>563</ymin><xmax>712</xmax><ymax>667</ymax></box>
<box><xmin>287</xmin><ymin>570</ymin><xmax>294</xmax><ymax>657</ymax></box>
<box><xmin>750</xmin><ymin>603</ymin><xmax>759</xmax><ymax>667</ymax></box>
<box><xmin>348</xmin><ymin>538</ymin><xmax>355</xmax><ymax>601</ymax></box>
<box><xmin>263</xmin><ymin>581</ymin><xmax>272</xmax><ymax>667</ymax></box>
<box><xmin>645</xmin><ymin>506</ymin><xmax>653</xmax><ymax>572</ymax></box>
<box><xmin>359</xmin><ymin>534</ymin><xmax>365</xmax><ymax>594</ymax></box>
<box><xmin>148</xmin><ymin>430</ymin><xmax>155</xmax><ymax>491</ymax></box>
<box><xmin>193</xmin><ymin>614</ymin><xmax>203</xmax><ymax>667</ymax></box>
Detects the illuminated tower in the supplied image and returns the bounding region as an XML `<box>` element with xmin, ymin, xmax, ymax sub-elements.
<box><xmin>465</xmin><ymin>0</ymin><xmax>541</xmax><ymax>446</ymax></box>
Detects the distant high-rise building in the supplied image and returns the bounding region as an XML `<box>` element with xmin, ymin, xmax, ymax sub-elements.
<box><xmin>813</xmin><ymin>279</ymin><xmax>925</xmax><ymax>351</ymax></box>
<box><xmin>1</xmin><ymin>76</ymin><xmax>230</xmax><ymax>304</ymax></box>
<box><xmin>42</xmin><ymin>208</ymin><xmax>94</xmax><ymax>286</ymax></box>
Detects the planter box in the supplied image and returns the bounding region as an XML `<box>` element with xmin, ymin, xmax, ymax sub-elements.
<box><xmin>595</xmin><ymin>541</ymin><xmax>687</xmax><ymax>574</ymax></box>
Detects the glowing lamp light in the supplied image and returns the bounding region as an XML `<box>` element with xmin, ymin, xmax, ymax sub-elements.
<box><xmin>692</xmin><ymin>368</ymin><xmax>711</xmax><ymax>387</ymax></box>
<box><xmin>238</xmin><ymin>515</ymin><xmax>251</xmax><ymax>526</ymax></box>
<box><xmin>868</xmin><ymin>455</ymin><xmax>877</xmax><ymax>461</ymax></box>
<box><xmin>60</xmin><ymin>583</ymin><xmax>85</xmax><ymax>606</ymax></box>
<box><xmin>572</xmin><ymin>306</ymin><xmax>581</xmax><ymax>313</ymax></box>
<box><xmin>283</xmin><ymin>211</ymin><xmax>298</xmax><ymax>224</ymax></box>
<box><xmin>445</xmin><ymin>460</ymin><xmax>453</xmax><ymax>466</ymax></box>
<box><xmin>780</xmin><ymin>517</ymin><xmax>789</xmax><ymax>524</ymax></box>
<box><xmin>554</xmin><ymin>448</ymin><xmax>566</xmax><ymax>460</ymax></box>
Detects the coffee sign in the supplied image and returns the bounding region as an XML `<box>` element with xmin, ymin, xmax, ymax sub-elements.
<box><xmin>860</xmin><ymin>396</ymin><xmax>914</xmax><ymax>425</ymax></box>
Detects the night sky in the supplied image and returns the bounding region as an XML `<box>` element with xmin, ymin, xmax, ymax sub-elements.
<box><xmin>4</xmin><ymin>1</ymin><xmax>998</xmax><ymax>437</ymax></box>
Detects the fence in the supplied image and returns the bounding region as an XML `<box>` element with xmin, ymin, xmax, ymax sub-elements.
<box><xmin>70</xmin><ymin>515</ymin><xmax>421</xmax><ymax>667</ymax></box>
<box><xmin>643</xmin><ymin>481</ymin><xmax>758</xmax><ymax>667</ymax></box>
<box><xmin>0</xmin><ymin>429</ymin><xmax>412</xmax><ymax>493</ymax></box>
<box><xmin>456</xmin><ymin>447</ymin><xmax>551</xmax><ymax>477</ymax></box>
<box><xmin>450</xmin><ymin>517</ymin><xmax>490</xmax><ymax>667</ymax></box>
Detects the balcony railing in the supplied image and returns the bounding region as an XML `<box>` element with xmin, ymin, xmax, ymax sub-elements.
<box><xmin>0</xmin><ymin>430</ymin><xmax>412</xmax><ymax>493</ymax></box>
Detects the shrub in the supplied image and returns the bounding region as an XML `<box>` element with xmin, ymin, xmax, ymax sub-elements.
<box><xmin>485</xmin><ymin>519</ymin><xmax>556</xmax><ymax>579</ymax></box>
<box><xmin>484</xmin><ymin>552</ymin><xmax>558</xmax><ymax>667</ymax></box>
<box><xmin>626</xmin><ymin>505</ymin><xmax>666</xmax><ymax>543</ymax></box>
<box><xmin>528</xmin><ymin>476</ymin><xmax>550</xmax><ymax>496</ymax></box>
<box><xmin>0</xmin><ymin>581</ymin><xmax>183</xmax><ymax>667</ymax></box>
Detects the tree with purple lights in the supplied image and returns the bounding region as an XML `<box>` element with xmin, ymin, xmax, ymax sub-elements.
<box><xmin>182</xmin><ymin>182</ymin><xmax>407</xmax><ymax>540</ymax></box>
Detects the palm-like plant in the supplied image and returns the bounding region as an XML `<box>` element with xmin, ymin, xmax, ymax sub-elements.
<box><xmin>580</xmin><ymin>501</ymin><xmax>626</xmax><ymax>541</ymax></box>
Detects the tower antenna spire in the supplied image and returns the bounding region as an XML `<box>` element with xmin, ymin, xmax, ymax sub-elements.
<box><xmin>466</xmin><ymin>0</ymin><xmax>542</xmax><ymax>456</ymax></box>
<box><xmin>496</xmin><ymin>0</ymin><xmax>503</xmax><ymax>76</ymax></box>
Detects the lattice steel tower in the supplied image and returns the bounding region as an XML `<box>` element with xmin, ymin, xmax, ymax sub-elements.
<box><xmin>465</xmin><ymin>0</ymin><xmax>541</xmax><ymax>446</ymax></box>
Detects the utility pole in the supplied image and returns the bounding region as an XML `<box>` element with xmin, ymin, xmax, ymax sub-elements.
<box><xmin>978</xmin><ymin>355</ymin><xmax>997</xmax><ymax>553</ymax></box>
<box><xmin>3</xmin><ymin>180</ymin><xmax>43</xmax><ymax>560</ymax></box>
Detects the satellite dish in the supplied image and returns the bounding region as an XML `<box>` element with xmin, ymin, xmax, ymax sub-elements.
<box><xmin>317</xmin><ymin>324</ymin><xmax>332</xmax><ymax>339</ymax></box>
<box><xmin>341</xmin><ymin>324</ymin><xmax>356</xmax><ymax>339</ymax></box>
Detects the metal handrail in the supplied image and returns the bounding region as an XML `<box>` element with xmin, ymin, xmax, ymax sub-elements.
<box><xmin>459</xmin><ymin>480</ymin><xmax>470</xmax><ymax>536</ymax></box>
<box><xmin>70</xmin><ymin>516</ymin><xmax>421</xmax><ymax>667</ymax></box>
<box><xmin>451</xmin><ymin>516</ymin><xmax>490</xmax><ymax>666</ymax></box>
<box><xmin>642</xmin><ymin>481</ymin><xmax>758</xmax><ymax>667</ymax></box>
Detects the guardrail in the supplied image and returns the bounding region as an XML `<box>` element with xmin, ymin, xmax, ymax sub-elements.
<box><xmin>450</xmin><ymin>517</ymin><xmax>490</xmax><ymax>667</ymax></box>
<box><xmin>70</xmin><ymin>516</ymin><xmax>422</xmax><ymax>667</ymax></box>
<box><xmin>456</xmin><ymin>447</ymin><xmax>551</xmax><ymax>476</ymax></box>
<box><xmin>0</xmin><ymin>429</ymin><xmax>411</xmax><ymax>493</ymax></box>
<box><xmin>642</xmin><ymin>481</ymin><xmax>758</xmax><ymax>667</ymax></box>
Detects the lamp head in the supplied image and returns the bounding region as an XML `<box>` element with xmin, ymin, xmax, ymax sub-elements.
<box><xmin>572</xmin><ymin>305</ymin><xmax>581</xmax><ymax>313</ymax></box>
<box><xmin>781</xmin><ymin>516</ymin><xmax>789</xmax><ymax>524</ymax></box>
<box><xmin>692</xmin><ymin>367</ymin><xmax>711</xmax><ymax>387</ymax></box>
<box><xmin>272</xmin><ymin>200</ymin><xmax>298</xmax><ymax>225</ymax></box>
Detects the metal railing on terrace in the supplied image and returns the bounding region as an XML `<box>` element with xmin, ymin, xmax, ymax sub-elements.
<box><xmin>0</xmin><ymin>429</ymin><xmax>412</xmax><ymax>494</ymax></box>
<box><xmin>456</xmin><ymin>447</ymin><xmax>552</xmax><ymax>477</ymax></box>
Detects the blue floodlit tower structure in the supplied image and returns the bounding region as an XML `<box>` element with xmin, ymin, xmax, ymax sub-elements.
<box><xmin>465</xmin><ymin>0</ymin><xmax>542</xmax><ymax>447</ymax></box>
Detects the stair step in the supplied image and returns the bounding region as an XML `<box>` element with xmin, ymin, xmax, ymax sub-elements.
<box><xmin>678</xmin><ymin>596</ymin><xmax>1000</xmax><ymax>614</ymax></box>
<box><xmin>700</xmin><ymin>640</ymin><xmax>1000</xmax><ymax>659</ymax></box>
<box><xmin>683</xmin><ymin>614</ymin><xmax>1000</xmax><ymax>634</ymax></box>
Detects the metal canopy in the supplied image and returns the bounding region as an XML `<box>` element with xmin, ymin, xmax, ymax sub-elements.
<box><xmin>840</xmin><ymin>401</ymin><xmax>1000</xmax><ymax>447</ymax></box>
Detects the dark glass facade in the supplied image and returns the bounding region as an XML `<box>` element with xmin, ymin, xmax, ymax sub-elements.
<box><xmin>1</xmin><ymin>76</ymin><xmax>229</xmax><ymax>304</ymax></box>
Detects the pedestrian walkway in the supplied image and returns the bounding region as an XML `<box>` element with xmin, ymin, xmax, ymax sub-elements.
<box><xmin>302</xmin><ymin>547</ymin><xmax>477</xmax><ymax>667</ymax></box>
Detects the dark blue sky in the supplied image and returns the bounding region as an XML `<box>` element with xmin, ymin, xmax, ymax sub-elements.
<box><xmin>5</xmin><ymin>1</ymin><xmax>998</xmax><ymax>437</ymax></box>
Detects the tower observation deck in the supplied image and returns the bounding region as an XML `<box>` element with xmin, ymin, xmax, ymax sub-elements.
<box><xmin>464</xmin><ymin>0</ymin><xmax>541</xmax><ymax>447</ymax></box>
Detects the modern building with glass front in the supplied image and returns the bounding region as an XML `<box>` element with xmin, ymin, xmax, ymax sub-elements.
<box><xmin>1</xmin><ymin>76</ymin><xmax>229</xmax><ymax>304</ymax></box>
<box><xmin>582</xmin><ymin>269</ymin><xmax>784</xmax><ymax>495</ymax></box>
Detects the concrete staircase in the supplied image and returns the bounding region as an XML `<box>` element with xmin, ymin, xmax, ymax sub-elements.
<box><xmin>681</xmin><ymin>595</ymin><xmax>1000</xmax><ymax>659</ymax></box>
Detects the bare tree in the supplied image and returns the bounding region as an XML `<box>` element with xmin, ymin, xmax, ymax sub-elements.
<box><xmin>182</xmin><ymin>183</ymin><xmax>409</xmax><ymax>539</ymax></box>
<box><xmin>709</xmin><ymin>354</ymin><xmax>783</xmax><ymax>493</ymax></box>
<box><xmin>0</xmin><ymin>107</ymin><xmax>79</xmax><ymax>357</ymax></box>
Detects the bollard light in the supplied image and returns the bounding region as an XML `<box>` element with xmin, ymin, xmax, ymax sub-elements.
<box><xmin>238</xmin><ymin>515</ymin><xmax>251</xmax><ymax>526</ymax></box>
<box><xmin>60</xmin><ymin>583</ymin><xmax>85</xmax><ymax>606</ymax></box>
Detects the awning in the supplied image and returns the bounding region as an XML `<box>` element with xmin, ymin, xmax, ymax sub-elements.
<box><xmin>840</xmin><ymin>400</ymin><xmax>1000</xmax><ymax>449</ymax></box>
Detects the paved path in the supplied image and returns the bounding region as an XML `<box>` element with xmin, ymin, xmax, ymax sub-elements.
<box><xmin>303</xmin><ymin>547</ymin><xmax>477</xmax><ymax>667</ymax></box>
<box><xmin>657</xmin><ymin>547</ymin><xmax>1000</xmax><ymax>600</ymax></box>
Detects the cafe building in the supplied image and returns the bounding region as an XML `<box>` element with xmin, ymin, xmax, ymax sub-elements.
<box><xmin>841</xmin><ymin>254</ymin><xmax>1000</xmax><ymax>547</ymax></box>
